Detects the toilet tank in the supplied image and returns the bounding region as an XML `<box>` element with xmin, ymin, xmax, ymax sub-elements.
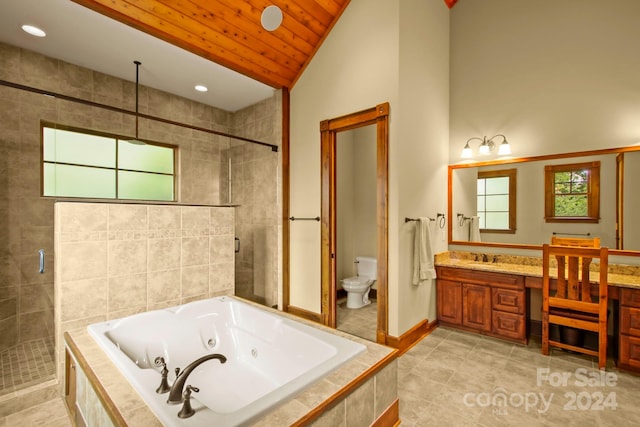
<box><xmin>355</xmin><ymin>256</ymin><xmax>377</xmax><ymax>280</ymax></box>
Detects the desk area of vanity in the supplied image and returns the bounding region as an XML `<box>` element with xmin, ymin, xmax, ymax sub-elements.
<box><xmin>434</xmin><ymin>251</ymin><xmax>640</xmax><ymax>373</ymax></box>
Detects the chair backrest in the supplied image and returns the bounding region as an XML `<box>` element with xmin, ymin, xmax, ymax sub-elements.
<box><xmin>543</xmin><ymin>244</ymin><xmax>608</xmax><ymax>303</ymax></box>
<box><xmin>550</xmin><ymin>236</ymin><xmax>600</xmax><ymax>248</ymax></box>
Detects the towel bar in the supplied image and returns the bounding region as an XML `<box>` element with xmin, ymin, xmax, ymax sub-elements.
<box><xmin>289</xmin><ymin>216</ymin><xmax>320</xmax><ymax>221</ymax></box>
<box><xmin>552</xmin><ymin>232</ymin><xmax>591</xmax><ymax>236</ymax></box>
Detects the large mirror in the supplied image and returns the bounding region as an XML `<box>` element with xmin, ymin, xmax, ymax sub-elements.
<box><xmin>448</xmin><ymin>147</ymin><xmax>640</xmax><ymax>254</ymax></box>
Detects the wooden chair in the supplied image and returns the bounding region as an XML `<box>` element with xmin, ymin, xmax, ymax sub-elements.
<box><xmin>550</xmin><ymin>236</ymin><xmax>600</xmax><ymax>248</ymax></box>
<box><xmin>541</xmin><ymin>243</ymin><xmax>609</xmax><ymax>369</ymax></box>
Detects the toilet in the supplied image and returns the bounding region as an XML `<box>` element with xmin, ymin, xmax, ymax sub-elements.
<box><xmin>341</xmin><ymin>256</ymin><xmax>377</xmax><ymax>309</ymax></box>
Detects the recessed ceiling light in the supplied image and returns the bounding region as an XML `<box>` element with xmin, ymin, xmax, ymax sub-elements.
<box><xmin>22</xmin><ymin>25</ymin><xmax>46</xmax><ymax>38</ymax></box>
<box><xmin>195</xmin><ymin>85</ymin><xmax>208</xmax><ymax>92</ymax></box>
<box><xmin>261</xmin><ymin>5</ymin><xmax>283</xmax><ymax>31</ymax></box>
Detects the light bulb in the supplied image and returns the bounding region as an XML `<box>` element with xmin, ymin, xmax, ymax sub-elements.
<box><xmin>498</xmin><ymin>141</ymin><xmax>511</xmax><ymax>155</ymax></box>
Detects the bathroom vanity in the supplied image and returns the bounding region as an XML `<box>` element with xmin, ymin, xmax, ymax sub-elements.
<box><xmin>436</xmin><ymin>266</ymin><xmax>526</xmax><ymax>343</ymax></box>
<box><xmin>435</xmin><ymin>252</ymin><xmax>640</xmax><ymax>373</ymax></box>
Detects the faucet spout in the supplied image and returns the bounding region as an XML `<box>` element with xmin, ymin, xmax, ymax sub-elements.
<box><xmin>167</xmin><ymin>353</ymin><xmax>226</xmax><ymax>404</ymax></box>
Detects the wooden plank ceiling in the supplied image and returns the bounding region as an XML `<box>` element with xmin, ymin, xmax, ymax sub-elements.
<box><xmin>71</xmin><ymin>0</ymin><xmax>350</xmax><ymax>89</ymax></box>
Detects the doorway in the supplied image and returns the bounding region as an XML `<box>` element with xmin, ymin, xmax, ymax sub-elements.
<box><xmin>320</xmin><ymin>103</ymin><xmax>389</xmax><ymax>344</ymax></box>
<box><xmin>335</xmin><ymin>125</ymin><xmax>377</xmax><ymax>341</ymax></box>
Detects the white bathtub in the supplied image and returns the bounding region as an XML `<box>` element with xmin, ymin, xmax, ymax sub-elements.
<box><xmin>87</xmin><ymin>296</ymin><xmax>365</xmax><ymax>427</ymax></box>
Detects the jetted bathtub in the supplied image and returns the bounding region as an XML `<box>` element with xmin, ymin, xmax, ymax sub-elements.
<box><xmin>87</xmin><ymin>296</ymin><xmax>366</xmax><ymax>426</ymax></box>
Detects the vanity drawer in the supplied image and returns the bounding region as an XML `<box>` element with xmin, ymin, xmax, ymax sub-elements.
<box><xmin>621</xmin><ymin>288</ymin><xmax>640</xmax><ymax>308</ymax></box>
<box><xmin>492</xmin><ymin>288</ymin><xmax>524</xmax><ymax>314</ymax></box>
<box><xmin>491</xmin><ymin>311</ymin><xmax>525</xmax><ymax>341</ymax></box>
<box><xmin>621</xmin><ymin>306</ymin><xmax>640</xmax><ymax>337</ymax></box>
<box><xmin>437</xmin><ymin>267</ymin><xmax>524</xmax><ymax>289</ymax></box>
<box><xmin>619</xmin><ymin>334</ymin><xmax>640</xmax><ymax>370</ymax></box>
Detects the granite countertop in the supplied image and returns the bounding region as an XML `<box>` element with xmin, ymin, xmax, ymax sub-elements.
<box><xmin>435</xmin><ymin>251</ymin><xmax>640</xmax><ymax>290</ymax></box>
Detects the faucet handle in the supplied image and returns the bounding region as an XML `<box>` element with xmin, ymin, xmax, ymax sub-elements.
<box><xmin>177</xmin><ymin>385</ymin><xmax>199</xmax><ymax>419</ymax></box>
<box><xmin>175</xmin><ymin>367</ymin><xmax>181</xmax><ymax>378</ymax></box>
<box><xmin>154</xmin><ymin>357</ymin><xmax>171</xmax><ymax>394</ymax></box>
<box><xmin>184</xmin><ymin>385</ymin><xmax>199</xmax><ymax>396</ymax></box>
<box><xmin>154</xmin><ymin>356</ymin><xmax>166</xmax><ymax>368</ymax></box>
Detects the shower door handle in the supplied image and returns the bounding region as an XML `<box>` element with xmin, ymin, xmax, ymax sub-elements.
<box><xmin>38</xmin><ymin>249</ymin><xmax>45</xmax><ymax>274</ymax></box>
<box><xmin>235</xmin><ymin>237</ymin><xmax>240</xmax><ymax>253</ymax></box>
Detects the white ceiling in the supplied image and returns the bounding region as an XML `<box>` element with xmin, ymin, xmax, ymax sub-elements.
<box><xmin>0</xmin><ymin>0</ymin><xmax>276</xmax><ymax>112</ymax></box>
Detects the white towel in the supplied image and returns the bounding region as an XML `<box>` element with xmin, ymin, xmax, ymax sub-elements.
<box><xmin>412</xmin><ymin>218</ymin><xmax>436</xmax><ymax>285</ymax></box>
<box><xmin>469</xmin><ymin>216</ymin><xmax>481</xmax><ymax>242</ymax></box>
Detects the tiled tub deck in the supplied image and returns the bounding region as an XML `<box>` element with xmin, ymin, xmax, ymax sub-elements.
<box><xmin>63</xmin><ymin>301</ymin><xmax>399</xmax><ymax>427</ymax></box>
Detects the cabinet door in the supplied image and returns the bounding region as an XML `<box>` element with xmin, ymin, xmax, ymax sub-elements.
<box><xmin>620</xmin><ymin>334</ymin><xmax>640</xmax><ymax>369</ymax></box>
<box><xmin>463</xmin><ymin>283</ymin><xmax>492</xmax><ymax>332</ymax></box>
<box><xmin>621</xmin><ymin>289</ymin><xmax>640</xmax><ymax>308</ymax></box>
<box><xmin>621</xmin><ymin>306</ymin><xmax>640</xmax><ymax>337</ymax></box>
<box><xmin>437</xmin><ymin>279</ymin><xmax>462</xmax><ymax>325</ymax></box>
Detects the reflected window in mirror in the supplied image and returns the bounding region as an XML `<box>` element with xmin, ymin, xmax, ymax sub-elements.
<box><xmin>544</xmin><ymin>161</ymin><xmax>600</xmax><ymax>223</ymax></box>
<box><xmin>477</xmin><ymin>169</ymin><xmax>516</xmax><ymax>233</ymax></box>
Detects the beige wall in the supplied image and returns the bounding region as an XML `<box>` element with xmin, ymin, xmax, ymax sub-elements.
<box><xmin>337</xmin><ymin>126</ymin><xmax>377</xmax><ymax>284</ymax></box>
<box><xmin>290</xmin><ymin>0</ymin><xmax>450</xmax><ymax>336</ymax></box>
<box><xmin>54</xmin><ymin>203</ymin><xmax>235</xmax><ymax>383</ymax></box>
<box><xmin>450</xmin><ymin>0</ymin><xmax>640</xmax><ymax>161</ymax></box>
<box><xmin>337</xmin><ymin>130</ymin><xmax>356</xmax><ymax>282</ymax></box>
<box><xmin>395</xmin><ymin>0</ymin><xmax>450</xmax><ymax>332</ymax></box>
<box><xmin>290</xmin><ymin>0</ymin><xmax>400</xmax><ymax>316</ymax></box>
<box><xmin>352</xmin><ymin>126</ymin><xmax>378</xmax><ymax>265</ymax></box>
<box><xmin>624</xmin><ymin>152</ymin><xmax>640</xmax><ymax>250</ymax></box>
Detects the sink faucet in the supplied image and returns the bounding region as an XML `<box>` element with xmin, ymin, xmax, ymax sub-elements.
<box><xmin>167</xmin><ymin>353</ymin><xmax>227</xmax><ymax>404</ymax></box>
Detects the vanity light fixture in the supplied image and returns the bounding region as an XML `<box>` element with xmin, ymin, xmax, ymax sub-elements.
<box><xmin>127</xmin><ymin>60</ymin><xmax>146</xmax><ymax>145</ymax></box>
<box><xmin>22</xmin><ymin>24</ymin><xmax>46</xmax><ymax>37</ymax></box>
<box><xmin>461</xmin><ymin>134</ymin><xmax>511</xmax><ymax>158</ymax></box>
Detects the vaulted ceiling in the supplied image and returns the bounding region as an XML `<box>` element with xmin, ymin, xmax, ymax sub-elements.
<box><xmin>71</xmin><ymin>0</ymin><xmax>351</xmax><ymax>89</ymax></box>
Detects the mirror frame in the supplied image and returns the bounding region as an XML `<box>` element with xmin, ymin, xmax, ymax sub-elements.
<box><xmin>448</xmin><ymin>144</ymin><xmax>640</xmax><ymax>257</ymax></box>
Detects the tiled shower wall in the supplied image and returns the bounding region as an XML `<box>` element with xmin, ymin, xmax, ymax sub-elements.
<box><xmin>228</xmin><ymin>95</ymin><xmax>282</xmax><ymax>308</ymax></box>
<box><xmin>54</xmin><ymin>202</ymin><xmax>235</xmax><ymax>381</ymax></box>
<box><xmin>0</xmin><ymin>41</ymin><xmax>282</xmax><ymax>367</ymax></box>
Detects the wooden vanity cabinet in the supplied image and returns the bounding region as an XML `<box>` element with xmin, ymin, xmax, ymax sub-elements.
<box><xmin>619</xmin><ymin>288</ymin><xmax>640</xmax><ymax>372</ymax></box>
<box><xmin>436</xmin><ymin>267</ymin><xmax>526</xmax><ymax>343</ymax></box>
<box><xmin>436</xmin><ymin>279</ymin><xmax>462</xmax><ymax>325</ymax></box>
<box><xmin>463</xmin><ymin>283</ymin><xmax>492</xmax><ymax>332</ymax></box>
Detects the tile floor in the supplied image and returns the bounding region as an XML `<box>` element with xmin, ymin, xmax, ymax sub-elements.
<box><xmin>0</xmin><ymin>339</ymin><xmax>56</xmax><ymax>395</ymax></box>
<box><xmin>336</xmin><ymin>297</ymin><xmax>377</xmax><ymax>342</ymax></box>
<box><xmin>5</xmin><ymin>325</ymin><xmax>640</xmax><ymax>427</ymax></box>
<box><xmin>398</xmin><ymin>327</ymin><xmax>640</xmax><ymax>426</ymax></box>
<box><xmin>0</xmin><ymin>397</ymin><xmax>70</xmax><ymax>427</ymax></box>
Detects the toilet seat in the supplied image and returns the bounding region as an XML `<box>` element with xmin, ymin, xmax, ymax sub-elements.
<box><xmin>341</xmin><ymin>276</ymin><xmax>371</xmax><ymax>291</ymax></box>
<box><xmin>341</xmin><ymin>276</ymin><xmax>374</xmax><ymax>309</ymax></box>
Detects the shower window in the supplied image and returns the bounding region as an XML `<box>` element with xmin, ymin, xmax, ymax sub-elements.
<box><xmin>42</xmin><ymin>123</ymin><xmax>176</xmax><ymax>201</ymax></box>
<box><xmin>476</xmin><ymin>169</ymin><xmax>517</xmax><ymax>233</ymax></box>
